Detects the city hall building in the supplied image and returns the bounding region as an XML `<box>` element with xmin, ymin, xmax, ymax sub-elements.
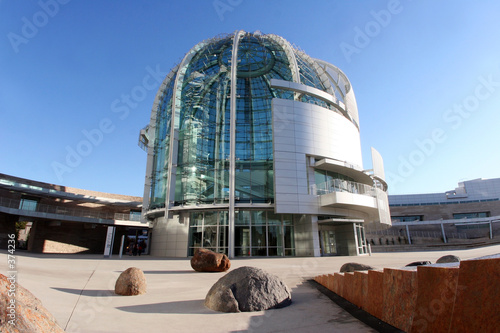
<box><xmin>139</xmin><ymin>30</ymin><xmax>391</xmax><ymax>258</ymax></box>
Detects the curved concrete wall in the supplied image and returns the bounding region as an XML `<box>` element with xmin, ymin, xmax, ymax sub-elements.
<box><xmin>272</xmin><ymin>97</ymin><xmax>363</xmax><ymax>216</ymax></box>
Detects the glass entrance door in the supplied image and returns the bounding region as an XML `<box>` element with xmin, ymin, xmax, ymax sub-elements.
<box><xmin>354</xmin><ymin>223</ymin><xmax>367</xmax><ymax>255</ymax></box>
<box><xmin>320</xmin><ymin>230</ymin><xmax>337</xmax><ymax>255</ymax></box>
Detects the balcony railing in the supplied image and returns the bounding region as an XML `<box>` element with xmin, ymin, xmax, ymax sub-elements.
<box><xmin>0</xmin><ymin>197</ymin><xmax>142</xmax><ymax>222</ymax></box>
<box><xmin>311</xmin><ymin>179</ymin><xmax>376</xmax><ymax>197</ymax></box>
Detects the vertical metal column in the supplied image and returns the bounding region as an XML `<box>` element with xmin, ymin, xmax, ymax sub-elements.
<box><xmin>490</xmin><ymin>220</ymin><xmax>493</xmax><ymax>239</ymax></box>
<box><xmin>406</xmin><ymin>224</ymin><xmax>412</xmax><ymax>245</ymax></box>
<box><xmin>164</xmin><ymin>44</ymin><xmax>206</xmax><ymax>221</ymax></box>
<box><xmin>353</xmin><ymin>223</ymin><xmax>360</xmax><ymax>256</ymax></box>
<box><xmin>228</xmin><ymin>30</ymin><xmax>244</xmax><ymax>259</ymax></box>
<box><xmin>441</xmin><ymin>223</ymin><xmax>447</xmax><ymax>243</ymax></box>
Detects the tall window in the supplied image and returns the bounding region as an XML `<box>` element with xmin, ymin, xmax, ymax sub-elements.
<box><xmin>234</xmin><ymin>210</ymin><xmax>294</xmax><ymax>257</ymax></box>
<box><xmin>453</xmin><ymin>212</ymin><xmax>489</xmax><ymax>219</ymax></box>
<box><xmin>391</xmin><ymin>215</ymin><xmax>424</xmax><ymax>222</ymax></box>
<box><xmin>129</xmin><ymin>211</ymin><xmax>142</xmax><ymax>221</ymax></box>
<box><xmin>19</xmin><ymin>197</ymin><xmax>38</xmax><ymax>211</ymax></box>
<box><xmin>188</xmin><ymin>211</ymin><xmax>228</xmax><ymax>255</ymax></box>
<box><xmin>314</xmin><ymin>170</ymin><xmax>355</xmax><ymax>195</ymax></box>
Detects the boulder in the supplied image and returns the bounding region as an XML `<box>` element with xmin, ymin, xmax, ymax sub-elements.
<box><xmin>0</xmin><ymin>274</ymin><xmax>64</xmax><ymax>332</ymax></box>
<box><xmin>339</xmin><ymin>262</ymin><xmax>375</xmax><ymax>273</ymax></box>
<box><xmin>405</xmin><ymin>261</ymin><xmax>432</xmax><ymax>267</ymax></box>
<box><xmin>191</xmin><ymin>248</ymin><xmax>231</xmax><ymax>272</ymax></box>
<box><xmin>436</xmin><ymin>255</ymin><xmax>461</xmax><ymax>264</ymax></box>
<box><xmin>205</xmin><ymin>266</ymin><xmax>292</xmax><ymax>313</ymax></box>
<box><xmin>115</xmin><ymin>267</ymin><xmax>147</xmax><ymax>296</ymax></box>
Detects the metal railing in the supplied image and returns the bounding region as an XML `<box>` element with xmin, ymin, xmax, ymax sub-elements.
<box><xmin>366</xmin><ymin>228</ymin><xmax>469</xmax><ymax>239</ymax></box>
<box><xmin>0</xmin><ymin>197</ymin><xmax>142</xmax><ymax>222</ymax></box>
<box><xmin>311</xmin><ymin>178</ymin><xmax>376</xmax><ymax>197</ymax></box>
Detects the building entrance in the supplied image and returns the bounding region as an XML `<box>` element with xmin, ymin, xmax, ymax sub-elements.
<box><xmin>320</xmin><ymin>230</ymin><xmax>337</xmax><ymax>255</ymax></box>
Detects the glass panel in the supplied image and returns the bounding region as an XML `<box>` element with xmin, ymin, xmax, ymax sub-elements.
<box><xmin>129</xmin><ymin>211</ymin><xmax>141</xmax><ymax>221</ymax></box>
<box><xmin>283</xmin><ymin>214</ymin><xmax>293</xmax><ymax>225</ymax></box>
<box><xmin>189</xmin><ymin>227</ymin><xmax>202</xmax><ymax>250</ymax></box>
<box><xmin>321</xmin><ymin>230</ymin><xmax>336</xmax><ymax>255</ymax></box>
<box><xmin>268</xmin><ymin>248</ymin><xmax>278</xmax><ymax>256</ymax></box>
<box><xmin>251</xmin><ymin>247</ymin><xmax>267</xmax><ymax>256</ymax></box>
<box><xmin>356</xmin><ymin>225</ymin><xmax>363</xmax><ymax>248</ymax></box>
<box><xmin>251</xmin><ymin>225</ymin><xmax>266</xmax><ymax>247</ymax></box>
<box><xmin>19</xmin><ymin>198</ymin><xmax>38</xmax><ymax>211</ymax></box>
<box><xmin>453</xmin><ymin>212</ymin><xmax>489</xmax><ymax>219</ymax></box>
<box><xmin>235</xmin><ymin>247</ymin><xmax>250</xmax><ymax>257</ymax></box>
<box><xmin>219</xmin><ymin>211</ymin><xmax>229</xmax><ymax>225</ymax></box>
<box><xmin>251</xmin><ymin>211</ymin><xmax>266</xmax><ymax>225</ymax></box>
<box><xmin>235</xmin><ymin>210</ymin><xmax>250</xmax><ymax>225</ymax></box>
<box><xmin>235</xmin><ymin>226</ymin><xmax>250</xmax><ymax>256</ymax></box>
<box><xmin>203</xmin><ymin>225</ymin><xmax>217</xmax><ymax>248</ymax></box>
<box><xmin>191</xmin><ymin>212</ymin><xmax>204</xmax><ymax>226</ymax></box>
<box><xmin>284</xmin><ymin>225</ymin><xmax>294</xmax><ymax>249</ymax></box>
<box><xmin>267</xmin><ymin>211</ymin><xmax>281</xmax><ymax>225</ymax></box>
<box><xmin>204</xmin><ymin>212</ymin><xmax>217</xmax><ymax>225</ymax></box>
<box><xmin>268</xmin><ymin>225</ymin><xmax>282</xmax><ymax>247</ymax></box>
<box><xmin>218</xmin><ymin>225</ymin><xmax>228</xmax><ymax>250</ymax></box>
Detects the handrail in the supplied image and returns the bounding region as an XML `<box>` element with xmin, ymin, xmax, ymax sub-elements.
<box><xmin>311</xmin><ymin>178</ymin><xmax>376</xmax><ymax>197</ymax></box>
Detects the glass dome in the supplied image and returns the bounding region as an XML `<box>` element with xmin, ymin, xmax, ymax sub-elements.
<box><xmin>145</xmin><ymin>31</ymin><xmax>356</xmax><ymax>210</ymax></box>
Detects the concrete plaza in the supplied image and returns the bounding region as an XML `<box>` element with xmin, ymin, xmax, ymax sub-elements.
<box><xmin>2</xmin><ymin>245</ymin><xmax>500</xmax><ymax>332</ymax></box>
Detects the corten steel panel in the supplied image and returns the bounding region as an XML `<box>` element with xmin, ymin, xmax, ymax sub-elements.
<box><xmin>382</xmin><ymin>268</ymin><xmax>418</xmax><ymax>332</ymax></box>
<box><xmin>365</xmin><ymin>270</ymin><xmax>384</xmax><ymax>319</ymax></box>
<box><xmin>449</xmin><ymin>257</ymin><xmax>500</xmax><ymax>333</ymax></box>
<box><xmin>410</xmin><ymin>266</ymin><xmax>459</xmax><ymax>333</ymax></box>
<box><xmin>326</xmin><ymin>274</ymin><xmax>335</xmax><ymax>292</ymax></box>
<box><xmin>353</xmin><ymin>271</ymin><xmax>369</xmax><ymax>309</ymax></box>
<box><xmin>343</xmin><ymin>272</ymin><xmax>355</xmax><ymax>304</ymax></box>
<box><xmin>334</xmin><ymin>272</ymin><xmax>345</xmax><ymax>298</ymax></box>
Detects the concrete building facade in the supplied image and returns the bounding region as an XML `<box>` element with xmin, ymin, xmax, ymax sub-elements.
<box><xmin>139</xmin><ymin>31</ymin><xmax>391</xmax><ymax>258</ymax></box>
<box><xmin>368</xmin><ymin>178</ymin><xmax>500</xmax><ymax>246</ymax></box>
<box><xmin>0</xmin><ymin>173</ymin><xmax>146</xmax><ymax>254</ymax></box>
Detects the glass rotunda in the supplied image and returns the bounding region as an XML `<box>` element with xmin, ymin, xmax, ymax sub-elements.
<box><xmin>139</xmin><ymin>30</ymin><xmax>391</xmax><ymax>258</ymax></box>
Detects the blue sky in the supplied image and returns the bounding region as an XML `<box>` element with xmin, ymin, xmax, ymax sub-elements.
<box><xmin>1</xmin><ymin>0</ymin><xmax>500</xmax><ymax>196</ymax></box>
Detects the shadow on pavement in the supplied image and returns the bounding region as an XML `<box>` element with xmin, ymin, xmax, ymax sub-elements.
<box><xmin>116</xmin><ymin>299</ymin><xmax>216</xmax><ymax>314</ymax></box>
<box><xmin>51</xmin><ymin>287</ymin><xmax>115</xmax><ymax>297</ymax></box>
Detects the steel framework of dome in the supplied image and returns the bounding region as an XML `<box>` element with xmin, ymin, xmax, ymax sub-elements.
<box><xmin>139</xmin><ymin>30</ymin><xmax>390</xmax><ymax>258</ymax></box>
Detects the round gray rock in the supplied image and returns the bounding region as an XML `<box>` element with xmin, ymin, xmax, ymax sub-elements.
<box><xmin>115</xmin><ymin>267</ymin><xmax>147</xmax><ymax>296</ymax></box>
<box><xmin>205</xmin><ymin>266</ymin><xmax>292</xmax><ymax>313</ymax></box>
<box><xmin>436</xmin><ymin>255</ymin><xmax>461</xmax><ymax>264</ymax></box>
<box><xmin>339</xmin><ymin>262</ymin><xmax>375</xmax><ymax>273</ymax></box>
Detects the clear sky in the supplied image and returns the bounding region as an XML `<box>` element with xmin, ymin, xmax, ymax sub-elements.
<box><xmin>1</xmin><ymin>0</ymin><xmax>500</xmax><ymax>196</ymax></box>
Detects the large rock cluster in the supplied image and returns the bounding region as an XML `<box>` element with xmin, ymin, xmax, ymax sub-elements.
<box><xmin>191</xmin><ymin>248</ymin><xmax>231</xmax><ymax>272</ymax></box>
<box><xmin>205</xmin><ymin>266</ymin><xmax>292</xmax><ymax>313</ymax></box>
<box><xmin>0</xmin><ymin>274</ymin><xmax>64</xmax><ymax>332</ymax></box>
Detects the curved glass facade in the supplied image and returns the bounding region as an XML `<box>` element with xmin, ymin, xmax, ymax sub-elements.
<box><xmin>147</xmin><ymin>32</ymin><xmax>339</xmax><ymax>208</ymax></box>
<box><xmin>141</xmin><ymin>31</ymin><xmax>387</xmax><ymax>257</ymax></box>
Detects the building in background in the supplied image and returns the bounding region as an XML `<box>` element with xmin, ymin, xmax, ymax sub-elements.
<box><xmin>139</xmin><ymin>30</ymin><xmax>391</xmax><ymax>258</ymax></box>
<box><xmin>367</xmin><ymin>178</ymin><xmax>500</xmax><ymax>247</ymax></box>
<box><xmin>0</xmin><ymin>173</ymin><xmax>146</xmax><ymax>255</ymax></box>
